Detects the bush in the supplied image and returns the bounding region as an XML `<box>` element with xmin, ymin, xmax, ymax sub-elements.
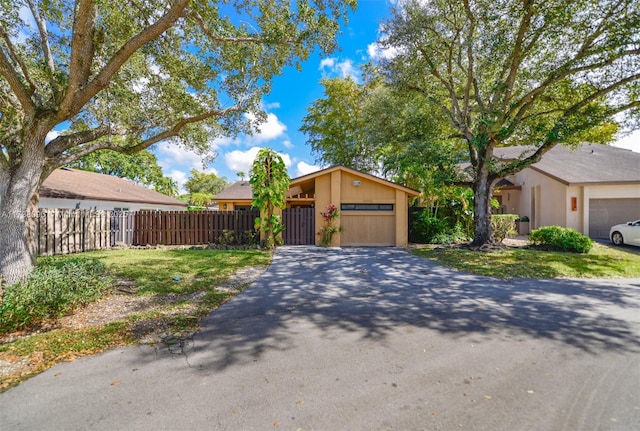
<box><xmin>491</xmin><ymin>214</ymin><xmax>519</xmax><ymax>243</ymax></box>
<box><xmin>0</xmin><ymin>257</ymin><xmax>113</xmax><ymax>333</ymax></box>
<box><xmin>431</xmin><ymin>222</ymin><xmax>470</xmax><ymax>244</ymax></box>
<box><xmin>411</xmin><ymin>212</ymin><xmax>449</xmax><ymax>243</ymax></box>
<box><xmin>529</xmin><ymin>226</ymin><xmax>594</xmax><ymax>253</ymax></box>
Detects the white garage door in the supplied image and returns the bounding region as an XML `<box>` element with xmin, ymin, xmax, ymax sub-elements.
<box><xmin>589</xmin><ymin>198</ymin><xmax>640</xmax><ymax>238</ymax></box>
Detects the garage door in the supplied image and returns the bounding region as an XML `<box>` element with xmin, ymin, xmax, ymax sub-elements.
<box><xmin>589</xmin><ymin>198</ymin><xmax>640</xmax><ymax>238</ymax></box>
<box><xmin>340</xmin><ymin>213</ymin><xmax>395</xmax><ymax>246</ymax></box>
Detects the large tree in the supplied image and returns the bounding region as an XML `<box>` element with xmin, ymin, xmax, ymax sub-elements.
<box><xmin>379</xmin><ymin>0</ymin><xmax>639</xmax><ymax>245</ymax></box>
<box><xmin>68</xmin><ymin>150</ymin><xmax>178</xmax><ymax>196</ymax></box>
<box><xmin>184</xmin><ymin>169</ymin><xmax>227</xmax><ymax>196</ymax></box>
<box><xmin>0</xmin><ymin>0</ymin><xmax>355</xmax><ymax>285</ymax></box>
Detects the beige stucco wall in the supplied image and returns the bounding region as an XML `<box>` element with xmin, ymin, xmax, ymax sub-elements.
<box><xmin>311</xmin><ymin>169</ymin><xmax>412</xmax><ymax>247</ymax></box>
<box><xmin>511</xmin><ymin>168</ymin><xmax>640</xmax><ymax>235</ymax></box>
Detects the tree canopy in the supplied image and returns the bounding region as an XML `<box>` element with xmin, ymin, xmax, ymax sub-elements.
<box><xmin>379</xmin><ymin>0</ymin><xmax>639</xmax><ymax>245</ymax></box>
<box><xmin>0</xmin><ymin>0</ymin><xmax>356</xmax><ymax>285</ymax></box>
<box><xmin>184</xmin><ymin>169</ymin><xmax>228</xmax><ymax>196</ymax></box>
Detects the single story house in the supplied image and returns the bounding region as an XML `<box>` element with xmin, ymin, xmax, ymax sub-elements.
<box><xmin>39</xmin><ymin>167</ymin><xmax>187</xmax><ymax>211</ymax></box>
<box><xmin>213</xmin><ymin>165</ymin><xmax>420</xmax><ymax>247</ymax></box>
<box><xmin>493</xmin><ymin>143</ymin><xmax>640</xmax><ymax>238</ymax></box>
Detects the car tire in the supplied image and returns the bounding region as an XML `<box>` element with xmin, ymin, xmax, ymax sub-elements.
<box><xmin>611</xmin><ymin>231</ymin><xmax>624</xmax><ymax>246</ymax></box>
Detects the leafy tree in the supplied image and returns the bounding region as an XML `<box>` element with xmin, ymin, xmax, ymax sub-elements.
<box><xmin>188</xmin><ymin>192</ymin><xmax>213</xmax><ymax>209</ymax></box>
<box><xmin>249</xmin><ymin>148</ymin><xmax>290</xmax><ymax>249</ymax></box>
<box><xmin>379</xmin><ymin>0</ymin><xmax>639</xmax><ymax>245</ymax></box>
<box><xmin>68</xmin><ymin>150</ymin><xmax>178</xmax><ymax>196</ymax></box>
<box><xmin>184</xmin><ymin>169</ymin><xmax>228</xmax><ymax>196</ymax></box>
<box><xmin>300</xmin><ymin>76</ymin><xmax>379</xmax><ymax>172</ymax></box>
<box><xmin>0</xmin><ymin>0</ymin><xmax>356</xmax><ymax>284</ymax></box>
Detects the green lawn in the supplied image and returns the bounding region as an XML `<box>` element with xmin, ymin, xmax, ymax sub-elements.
<box><xmin>410</xmin><ymin>242</ymin><xmax>640</xmax><ymax>279</ymax></box>
<box><xmin>0</xmin><ymin>248</ymin><xmax>271</xmax><ymax>391</ymax></box>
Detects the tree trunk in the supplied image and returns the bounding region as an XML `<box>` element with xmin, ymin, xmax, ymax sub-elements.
<box><xmin>470</xmin><ymin>161</ymin><xmax>497</xmax><ymax>247</ymax></box>
<box><xmin>0</xmin><ymin>133</ymin><xmax>47</xmax><ymax>286</ymax></box>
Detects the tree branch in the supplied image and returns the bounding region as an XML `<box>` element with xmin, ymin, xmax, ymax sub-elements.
<box><xmin>49</xmin><ymin>106</ymin><xmax>242</xmax><ymax>168</ymax></box>
<box><xmin>61</xmin><ymin>0</ymin><xmax>190</xmax><ymax>116</ymax></box>
<box><xmin>0</xmin><ymin>46</ymin><xmax>35</xmax><ymax>115</ymax></box>
<box><xmin>64</xmin><ymin>0</ymin><xmax>97</xmax><ymax>108</ymax></box>
<box><xmin>26</xmin><ymin>0</ymin><xmax>58</xmax><ymax>98</ymax></box>
<box><xmin>44</xmin><ymin>125</ymin><xmax>115</xmax><ymax>157</ymax></box>
<box><xmin>0</xmin><ymin>26</ymin><xmax>36</xmax><ymax>97</ymax></box>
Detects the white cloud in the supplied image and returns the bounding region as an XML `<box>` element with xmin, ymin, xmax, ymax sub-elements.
<box><xmin>167</xmin><ymin>169</ymin><xmax>188</xmax><ymax>194</ymax></box>
<box><xmin>224</xmin><ymin>146</ymin><xmax>292</xmax><ymax>176</ymax></box>
<box><xmin>155</xmin><ymin>142</ymin><xmax>205</xmax><ymax>170</ymax></box>
<box><xmin>296</xmin><ymin>161</ymin><xmax>322</xmax><ymax>177</ymax></box>
<box><xmin>245</xmin><ymin>112</ymin><xmax>287</xmax><ymax>143</ymax></box>
<box><xmin>282</xmin><ymin>139</ymin><xmax>294</xmax><ymax>149</ymax></box>
<box><xmin>367</xmin><ymin>42</ymin><xmax>401</xmax><ymax>61</ymax></box>
<box><xmin>319</xmin><ymin>57</ymin><xmax>360</xmax><ymax>81</ymax></box>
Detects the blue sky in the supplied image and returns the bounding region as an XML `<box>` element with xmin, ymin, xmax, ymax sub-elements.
<box><xmin>150</xmin><ymin>1</ymin><xmax>640</xmax><ymax>194</ymax></box>
<box><xmin>153</xmin><ymin>1</ymin><xmax>392</xmax><ymax>192</ymax></box>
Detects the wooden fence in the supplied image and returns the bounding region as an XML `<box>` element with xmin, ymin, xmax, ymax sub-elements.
<box><xmin>132</xmin><ymin>210</ymin><xmax>259</xmax><ymax>246</ymax></box>
<box><xmin>36</xmin><ymin>209</ymin><xmax>113</xmax><ymax>256</ymax></box>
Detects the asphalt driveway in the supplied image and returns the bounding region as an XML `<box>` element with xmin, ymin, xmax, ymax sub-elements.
<box><xmin>2</xmin><ymin>247</ymin><xmax>640</xmax><ymax>430</ymax></box>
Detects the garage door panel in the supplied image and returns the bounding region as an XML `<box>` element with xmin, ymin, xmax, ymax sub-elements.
<box><xmin>341</xmin><ymin>214</ymin><xmax>395</xmax><ymax>246</ymax></box>
<box><xmin>589</xmin><ymin>198</ymin><xmax>640</xmax><ymax>238</ymax></box>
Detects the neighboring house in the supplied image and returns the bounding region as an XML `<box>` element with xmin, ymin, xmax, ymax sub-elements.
<box><xmin>213</xmin><ymin>166</ymin><xmax>420</xmax><ymax>247</ymax></box>
<box><xmin>39</xmin><ymin>167</ymin><xmax>187</xmax><ymax>211</ymax></box>
<box><xmin>493</xmin><ymin>143</ymin><xmax>640</xmax><ymax>238</ymax></box>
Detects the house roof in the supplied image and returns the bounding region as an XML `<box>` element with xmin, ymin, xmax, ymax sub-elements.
<box><xmin>212</xmin><ymin>166</ymin><xmax>420</xmax><ymax>200</ymax></box>
<box><xmin>212</xmin><ymin>181</ymin><xmax>253</xmax><ymax>201</ymax></box>
<box><xmin>290</xmin><ymin>165</ymin><xmax>421</xmax><ymax>196</ymax></box>
<box><xmin>41</xmin><ymin>168</ymin><xmax>187</xmax><ymax>207</ymax></box>
<box><xmin>496</xmin><ymin>143</ymin><xmax>640</xmax><ymax>185</ymax></box>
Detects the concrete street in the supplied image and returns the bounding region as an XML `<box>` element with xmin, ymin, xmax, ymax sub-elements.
<box><xmin>1</xmin><ymin>246</ymin><xmax>639</xmax><ymax>430</ymax></box>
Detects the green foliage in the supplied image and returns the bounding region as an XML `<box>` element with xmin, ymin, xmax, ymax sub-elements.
<box><xmin>249</xmin><ymin>148</ymin><xmax>290</xmax><ymax>249</ymax></box>
<box><xmin>380</xmin><ymin>0</ymin><xmax>640</xmax><ymax>246</ymax></box>
<box><xmin>317</xmin><ymin>204</ymin><xmax>342</xmax><ymax>247</ymax></box>
<box><xmin>185</xmin><ymin>169</ymin><xmax>228</xmax><ymax>196</ymax></box>
<box><xmin>68</xmin><ymin>150</ymin><xmax>179</xmax><ymax>197</ymax></box>
<box><xmin>189</xmin><ymin>192</ymin><xmax>213</xmax><ymax>208</ymax></box>
<box><xmin>217</xmin><ymin>230</ymin><xmax>258</xmax><ymax>246</ymax></box>
<box><xmin>491</xmin><ymin>214</ymin><xmax>519</xmax><ymax>244</ymax></box>
<box><xmin>411</xmin><ymin>208</ymin><xmax>471</xmax><ymax>245</ymax></box>
<box><xmin>529</xmin><ymin>226</ymin><xmax>594</xmax><ymax>253</ymax></box>
<box><xmin>0</xmin><ymin>258</ymin><xmax>113</xmax><ymax>333</ymax></box>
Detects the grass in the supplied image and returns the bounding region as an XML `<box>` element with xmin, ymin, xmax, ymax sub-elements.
<box><xmin>410</xmin><ymin>242</ymin><xmax>640</xmax><ymax>279</ymax></box>
<box><xmin>0</xmin><ymin>248</ymin><xmax>271</xmax><ymax>391</ymax></box>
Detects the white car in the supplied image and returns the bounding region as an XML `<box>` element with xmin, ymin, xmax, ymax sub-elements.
<box><xmin>610</xmin><ymin>219</ymin><xmax>640</xmax><ymax>247</ymax></box>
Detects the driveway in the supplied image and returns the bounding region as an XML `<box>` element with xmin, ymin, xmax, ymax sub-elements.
<box><xmin>2</xmin><ymin>247</ymin><xmax>640</xmax><ymax>430</ymax></box>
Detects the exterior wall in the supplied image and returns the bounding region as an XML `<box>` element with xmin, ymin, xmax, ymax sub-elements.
<box><xmin>216</xmin><ymin>200</ymin><xmax>252</xmax><ymax>211</ymax></box>
<box><xmin>512</xmin><ymin>168</ymin><xmax>568</xmax><ymax>230</ymax></box>
<box><xmin>512</xmin><ymin>168</ymin><xmax>640</xmax><ymax>235</ymax></box>
<box><xmin>38</xmin><ymin>197</ymin><xmax>186</xmax><ymax>212</ymax></box>
<box><xmin>311</xmin><ymin>170</ymin><xmax>411</xmax><ymax>247</ymax></box>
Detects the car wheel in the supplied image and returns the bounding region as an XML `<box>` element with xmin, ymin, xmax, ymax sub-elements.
<box><xmin>611</xmin><ymin>231</ymin><xmax>624</xmax><ymax>245</ymax></box>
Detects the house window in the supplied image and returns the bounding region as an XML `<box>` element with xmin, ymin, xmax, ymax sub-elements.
<box><xmin>341</xmin><ymin>203</ymin><xmax>394</xmax><ymax>211</ymax></box>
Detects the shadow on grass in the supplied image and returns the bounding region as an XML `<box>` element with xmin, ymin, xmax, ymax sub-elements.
<box><xmin>126</xmin><ymin>247</ymin><xmax>640</xmax><ymax>372</ymax></box>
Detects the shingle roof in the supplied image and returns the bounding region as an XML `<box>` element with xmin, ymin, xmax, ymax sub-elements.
<box><xmin>41</xmin><ymin>168</ymin><xmax>187</xmax><ymax>207</ymax></box>
<box><xmin>212</xmin><ymin>181</ymin><xmax>254</xmax><ymax>200</ymax></box>
<box><xmin>498</xmin><ymin>143</ymin><xmax>640</xmax><ymax>185</ymax></box>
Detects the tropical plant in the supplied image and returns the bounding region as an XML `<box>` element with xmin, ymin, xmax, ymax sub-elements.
<box><xmin>317</xmin><ymin>204</ymin><xmax>342</xmax><ymax>247</ymax></box>
<box><xmin>249</xmin><ymin>148</ymin><xmax>290</xmax><ymax>249</ymax></box>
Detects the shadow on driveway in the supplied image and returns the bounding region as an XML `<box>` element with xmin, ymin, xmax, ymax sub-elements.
<box><xmin>134</xmin><ymin>246</ymin><xmax>640</xmax><ymax>372</ymax></box>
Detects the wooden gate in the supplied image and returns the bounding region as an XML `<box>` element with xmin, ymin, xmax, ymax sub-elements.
<box><xmin>282</xmin><ymin>208</ymin><xmax>315</xmax><ymax>245</ymax></box>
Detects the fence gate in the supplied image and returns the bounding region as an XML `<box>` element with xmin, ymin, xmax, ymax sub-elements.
<box><xmin>282</xmin><ymin>207</ymin><xmax>315</xmax><ymax>245</ymax></box>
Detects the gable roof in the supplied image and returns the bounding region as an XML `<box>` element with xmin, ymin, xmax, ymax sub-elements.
<box><xmin>212</xmin><ymin>166</ymin><xmax>420</xmax><ymax>200</ymax></box>
<box><xmin>212</xmin><ymin>181</ymin><xmax>253</xmax><ymax>201</ymax></box>
<box><xmin>290</xmin><ymin>165</ymin><xmax>420</xmax><ymax>196</ymax></box>
<box><xmin>496</xmin><ymin>143</ymin><xmax>640</xmax><ymax>185</ymax></box>
<box><xmin>41</xmin><ymin>168</ymin><xmax>187</xmax><ymax>207</ymax></box>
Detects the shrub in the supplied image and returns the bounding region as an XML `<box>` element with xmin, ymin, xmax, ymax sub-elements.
<box><xmin>529</xmin><ymin>226</ymin><xmax>594</xmax><ymax>253</ymax></box>
<box><xmin>411</xmin><ymin>212</ymin><xmax>449</xmax><ymax>243</ymax></box>
<box><xmin>0</xmin><ymin>258</ymin><xmax>113</xmax><ymax>333</ymax></box>
<box><xmin>431</xmin><ymin>222</ymin><xmax>470</xmax><ymax>244</ymax></box>
<box><xmin>491</xmin><ymin>214</ymin><xmax>519</xmax><ymax>243</ymax></box>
